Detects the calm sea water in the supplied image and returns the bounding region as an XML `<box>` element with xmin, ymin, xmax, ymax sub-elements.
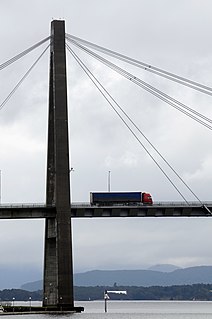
<box><xmin>2</xmin><ymin>301</ymin><xmax>212</xmax><ymax>318</ymax></box>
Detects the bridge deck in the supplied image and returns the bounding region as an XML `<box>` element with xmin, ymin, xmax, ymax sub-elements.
<box><xmin>0</xmin><ymin>202</ymin><xmax>211</xmax><ymax>219</ymax></box>
<box><xmin>0</xmin><ymin>205</ymin><xmax>56</xmax><ymax>219</ymax></box>
<box><xmin>71</xmin><ymin>202</ymin><xmax>212</xmax><ymax>218</ymax></box>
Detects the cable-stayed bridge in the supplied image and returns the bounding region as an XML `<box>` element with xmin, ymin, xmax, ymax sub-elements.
<box><xmin>0</xmin><ymin>19</ymin><xmax>212</xmax><ymax>312</ymax></box>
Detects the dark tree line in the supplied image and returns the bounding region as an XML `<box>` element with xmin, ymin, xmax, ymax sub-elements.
<box><xmin>74</xmin><ymin>284</ymin><xmax>212</xmax><ymax>301</ymax></box>
<box><xmin>0</xmin><ymin>289</ymin><xmax>42</xmax><ymax>301</ymax></box>
<box><xmin>1</xmin><ymin>284</ymin><xmax>212</xmax><ymax>301</ymax></box>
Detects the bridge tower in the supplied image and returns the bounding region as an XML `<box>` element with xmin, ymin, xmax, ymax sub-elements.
<box><xmin>43</xmin><ymin>20</ymin><xmax>74</xmax><ymax>310</ymax></box>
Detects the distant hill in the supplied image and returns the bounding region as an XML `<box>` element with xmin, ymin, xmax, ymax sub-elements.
<box><xmin>148</xmin><ymin>264</ymin><xmax>181</xmax><ymax>272</ymax></box>
<box><xmin>0</xmin><ymin>265</ymin><xmax>41</xmax><ymax>290</ymax></box>
<box><xmin>73</xmin><ymin>266</ymin><xmax>212</xmax><ymax>287</ymax></box>
<box><xmin>21</xmin><ymin>280</ymin><xmax>42</xmax><ymax>292</ymax></box>
<box><xmin>21</xmin><ymin>265</ymin><xmax>212</xmax><ymax>291</ymax></box>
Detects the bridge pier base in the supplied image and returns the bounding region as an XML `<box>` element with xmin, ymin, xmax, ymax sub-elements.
<box><xmin>43</xmin><ymin>218</ymin><xmax>57</xmax><ymax>306</ymax></box>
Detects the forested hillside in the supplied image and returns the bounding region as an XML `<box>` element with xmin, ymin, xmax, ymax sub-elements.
<box><xmin>2</xmin><ymin>284</ymin><xmax>212</xmax><ymax>301</ymax></box>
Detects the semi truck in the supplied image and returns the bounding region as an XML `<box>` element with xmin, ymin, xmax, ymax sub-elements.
<box><xmin>90</xmin><ymin>192</ymin><xmax>153</xmax><ymax>206</ymax></box>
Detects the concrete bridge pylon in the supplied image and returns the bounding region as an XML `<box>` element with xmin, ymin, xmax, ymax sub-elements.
<box><xmin>43</xmin><ymin>20</ymin><xmax>75</xmax><ymax>310</ymax></box>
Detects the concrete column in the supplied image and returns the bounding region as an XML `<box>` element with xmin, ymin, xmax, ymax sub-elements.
<box><xmin>43</xmin><ymin>20</ymin><xmax>74</xmax><ymax>309</ymax></box>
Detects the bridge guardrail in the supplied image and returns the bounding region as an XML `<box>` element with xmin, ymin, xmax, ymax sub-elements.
<box><xmin>0</xmin><ymin>203</ymin><xmax>54</xmax><ymax>208</ymax></box>
<box><xmin>70</xmin><ymin>201</ymin><xmax>212</xmax><ymax>208</ymax></box>
<box><xmin>0</xmin><ymin>201</ymin><xmax>212</xmax><ymax>209</ymax></box>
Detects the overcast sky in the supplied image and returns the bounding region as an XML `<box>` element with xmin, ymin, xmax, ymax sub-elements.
<box><xmin>1</xmin><ymin>0</ymin><xmax>212</xmax><ymax>279</ymax></box>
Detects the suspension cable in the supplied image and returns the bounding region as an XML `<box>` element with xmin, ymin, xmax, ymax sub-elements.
<box><xmin>67</xmin><ymin>38</ymin><xmax>212</xmax><ymax>131</ymax></box>
<box><xmin>0</xmin><ymin>36</ymin><xmax>51</xmax><ymax>71</ymax></box>
<box><xmin>0</xmin><ymin>44</ymin><xmax>50</xmax><ymax>111</ymax></box>
<box><xmin>66</xmin><ymin>33</ymin><xmax>212</xmax><ymax>97</ymax></box>
<box><xmin>66</xmin><ymin>44</ymin><xmax>196</xmax><ymax>205</ymax></box>
<box><xmin>66</xmin><ymin>46</ymin><xmax>203</xmax><ymax>204</ymax></box>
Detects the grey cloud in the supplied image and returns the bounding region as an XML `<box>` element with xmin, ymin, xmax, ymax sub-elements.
<box><xmin>1</xmin><ymin>0</ymin><xmax>212</xmax><ymax>274</ymax></box>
